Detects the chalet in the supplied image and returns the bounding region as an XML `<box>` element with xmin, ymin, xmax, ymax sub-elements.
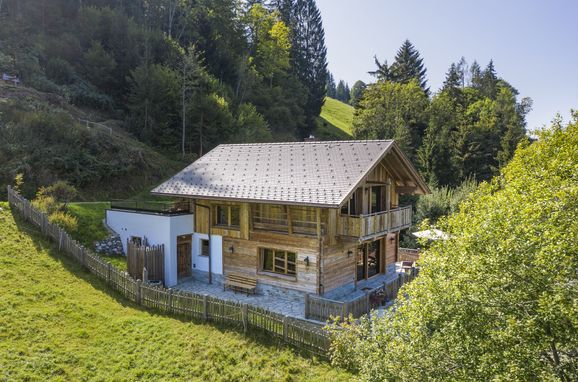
<box><xmin>106</xmin><ymin>140</ymin><xmax>429</xmax><ymax>300</ymax></box>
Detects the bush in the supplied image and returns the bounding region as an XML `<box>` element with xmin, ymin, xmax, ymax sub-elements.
<box><xmin>48</xmin><ymin>210</ymin><xmax>78</xmax><ymax>232</ymax></box>
<box><xmin>45</xmin><ymin>58</ymin><xmax>76</xmax><ymax>85</ymax></box>
<box><xmin>31</xmin><ymin>195</ymin><xmax>58</xmax><ymax>214</ymax></box>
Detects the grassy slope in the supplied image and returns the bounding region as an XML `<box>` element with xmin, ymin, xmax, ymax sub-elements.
<box><xmin>317</xmin><ymin>97</ymin><xmax>354</xmax><ymax>138</ymax></box>
<box><xmin>0</xmin><ymin>202</ymin><xmax>350</xmax><ymax>381</ymax></box>
<box><xmin>67</xmin><ymin>202</ymin><xmax>127</xmax><ymax>270</ymax></box>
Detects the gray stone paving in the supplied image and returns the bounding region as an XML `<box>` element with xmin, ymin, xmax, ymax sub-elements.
<box><xmin>175</xmin><ymin>278</ymin><xmax>306</xmax><ymax>318</ymax></box>
<box><xmin>174</xmin><ymin>262</ymin><xmax>411</xmax><ymax>321</ymax></box>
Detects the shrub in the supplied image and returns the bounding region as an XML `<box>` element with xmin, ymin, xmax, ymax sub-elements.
<box><xmin>48</xmin><ymin>210</ymin><xmax>78</xmax><ymax>232</ymax></box>
<box><xmin>31</xmin><ymin>195</ymin><xmax>58</xmax><ymax>214</ymax></box>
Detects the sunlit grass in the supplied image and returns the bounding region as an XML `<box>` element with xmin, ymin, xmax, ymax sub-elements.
<box><xmin>0</xmin><ymin>202</ymin><xmax>350</xmax><ymax>381</ymax></box>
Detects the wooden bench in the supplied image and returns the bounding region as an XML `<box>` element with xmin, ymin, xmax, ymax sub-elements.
<box><xmin>224</xmin><ymin>272</ymin><xmax>257</xmax><ymax>295</ymax></box>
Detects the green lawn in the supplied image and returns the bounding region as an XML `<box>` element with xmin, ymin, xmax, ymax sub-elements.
<box><xmin>67</xmin><ymin>202</ymin><xmax>127</xmax><ymax>270</ymax></box>
<box><xmin>319</xmin><ymin>97</ymin><xmax>354</xmax><ymax>136</ymax></box>
<box><xmin>0</xmin><ymin>202</ymin><xmax>350</xmax><ymax>381</ymax></box>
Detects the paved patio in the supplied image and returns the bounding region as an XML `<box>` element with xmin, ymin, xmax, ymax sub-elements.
<box><xmin>175</xmin><ymin>278</ymin><xmax>307</xmax><ymax>319</ymax></box>
<box><xmin>174</xmin><ymin>262</ymin><xmax>411</xmax><ymax>321</ymax></box>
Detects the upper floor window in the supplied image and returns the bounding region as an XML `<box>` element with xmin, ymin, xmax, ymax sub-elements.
<box><xmin>214</xmin><ymin>205</ymin><xmax>240</xmax><ymax>228</ymax></box>
<box><xmin>340</xmin><ymin>191</ymin><xmax>358</xmax><ymax>215</ymax></box>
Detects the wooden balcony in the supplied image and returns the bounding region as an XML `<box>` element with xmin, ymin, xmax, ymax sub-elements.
<box><xmin>337</xmin><ymin>205</ymin><xmax>412</xmax><ymax>241</ymax></box>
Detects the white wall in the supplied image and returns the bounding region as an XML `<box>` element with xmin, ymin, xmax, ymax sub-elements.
<box><xmin>192</xmin><ymin>233</ymin><xmax>223</xmax><ymax>275</ymax></box>
<box><xmin>105</xmin><ymin>210</ymin><xmax>195</xmax><ymax>287</ymax></box>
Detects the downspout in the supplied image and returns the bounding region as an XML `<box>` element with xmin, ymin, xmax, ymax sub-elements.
<box><xmin>196</xmin><ymin>203</ymin><xmax>212</xmax><ymax>284</ymax></box>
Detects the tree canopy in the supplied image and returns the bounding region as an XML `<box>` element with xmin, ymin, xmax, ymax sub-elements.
<box><xmin>329</xmin><ymin>114</ymin><xmax>578</xmax><ymax>381</ymax></box>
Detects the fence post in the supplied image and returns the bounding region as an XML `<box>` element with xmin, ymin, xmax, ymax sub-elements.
<box><xmin>365</xmin><ymin>293</ymin><xmax>370</xmax><ymax>315</ymax></box>
<box><xmin>341</xmin><ymin>302</ymin><xmax>347</xmax><ymax>321</ymax></box>
<box><xmin>283</xmin><ymin>316</ymin><xmax>288</xmax><ymax>342</ymax></box>
<box><xmin>168</xmin><ymin>289</ymin><xmax>173</xmax><ymax>313</ymax></box>
<box><xmin>203</xmin><ymin>294</ymin><xmax>209</xmax><ymax>321</ymax></box>
<box><xmin>241</xmin><ymin>304</ymin><xmax>248</xmax><ymax>333</ymax></box>
<box><xmin>136</xmin><ymin>279</ymin><xmax>142</xmax><ymax>304</ymax></box>
<box><xmin>304</xmin><ymin>294</ymin><xmax>310</xmax><ymax>319</ymax></box>
<box><xmin>107</xmin><ymin>263</ymin><xmax>112</xmax><ymax>285</ymax></box>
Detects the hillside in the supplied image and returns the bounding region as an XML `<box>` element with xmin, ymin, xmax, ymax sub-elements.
<box><xmin>314</xmin><ymin>97</ymin><xmax>353</xmax><ymax>140</ymax></box>
<box><xmin>0</xmin><ymin>82</ymin><xmax>186</xmax><ymax>200</ymax></box>
<box><xmin>0</xmin><ymin>202</ymin><xmax>350</xmax><ymax>381</ymax></box>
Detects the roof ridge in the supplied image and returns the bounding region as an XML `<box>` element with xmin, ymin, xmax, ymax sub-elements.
<box><xmin>215</xmin><ymin>139</ymin><xmax>394</xmax><ymax>147</ymax></box>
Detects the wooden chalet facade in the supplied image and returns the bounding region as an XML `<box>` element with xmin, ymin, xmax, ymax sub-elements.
<box><xmin>145</xmin><ymin>140</ymin><xmax>429</xmax><ymax>296</ymax></box>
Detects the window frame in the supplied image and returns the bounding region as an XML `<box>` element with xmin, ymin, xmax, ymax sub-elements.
<box><xmin>259</xmin><ymin>247</ymin><xmax>297</xmax><ymax>277</ymax></box>
<box><xmin>213</xmin><ymin>204</ymin><xmax>241</xmax><ymax>229</ymax></box>
<box><xmin>200</xmin><ymin>239</ymin><xmax>210</xmax><ymax>257</ymax></box>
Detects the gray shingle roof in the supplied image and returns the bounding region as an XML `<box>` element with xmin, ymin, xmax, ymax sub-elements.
<box><xmin>152</xmin><ymin>140</ymin><xmax>408</xmax><ymax>207</ymax></box>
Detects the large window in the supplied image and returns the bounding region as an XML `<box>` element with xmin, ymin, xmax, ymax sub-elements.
<box><xmin>214</xmin><ymin>205</ymin><xmax>240</xmax><ymax>228</ymax></box>
<box><xmin>261</xmin><ymin>248</ymin><xmax>296</xmax><ymax>276</ymax></box>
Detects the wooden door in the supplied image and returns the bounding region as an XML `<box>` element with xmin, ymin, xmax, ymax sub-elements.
<box><xmin>177</xmin><ymin>235</ymin><xmax>192</xmax><ymax>279</ymax></box>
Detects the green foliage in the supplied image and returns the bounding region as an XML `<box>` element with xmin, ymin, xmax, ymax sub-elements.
<box><xmin>231</xmin><ymin>103</ymin><xmax>272</xmax><ymax>143</ymax></box>
<box><xmin>48</xmin><ymin>210</ymin><xmax>78</xmax><ymax>233</ymax></box>
<box><xmin>353</xmin><ymin>80</ymin><xmax>429</xmax><ymax>161</ymax></box>
<box><xmin>414</xmin><ymin>177</ymin><xmax>477</xmax><ymax>225</ymax></box>
<box><xmin>13</xmin><ymin>173</ymin><xmax>24</xmax><ymax>194</ymax></box>
<box><xmin>0</xmin><ymin>203</ymin><xmax>351</xmax><ymax>381</ymax></box>
<box><xmin>329</xmin><ymin>115</ymin><xmax>578</xmax><ymax>381</ymax></box>
<box><xmin>39</xmin><ymin>181</ymin><xmax>77</xmax><ymax>205</ymax></box>
<box><xmin>349</xmin><ymin>80</ymin><xmax>366</xmax><ymax>106</ymax></box>
<box><xmin>0</xmin><ymin>98</ymin><xmax>183</xmax><ymax>200</ymax></box>
<box><xmin>31</xmin><ymin>195</ymin><xmax>58</xmax><ymax>215</ymax></box>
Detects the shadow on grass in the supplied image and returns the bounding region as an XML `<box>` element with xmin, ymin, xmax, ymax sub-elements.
<box><xmin>10</xmin><ymin>208</ymin><xmax>330</xmax><ymax>362</ymax></box>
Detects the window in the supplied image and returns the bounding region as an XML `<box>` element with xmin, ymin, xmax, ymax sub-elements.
<box><xmin>214</xmin><ymin>205</ymin><xmax>240</xmax><ymax>228</ymax></box>
<box><xmin>200</xmin><ymin>239</ymin><xmax>210</xmax><ymax>257</ymax></box>
<box><xmin>261</xmin><ymin>248</ymin><xmax>296</xmax><ymax>276</ymax></box>
<box><xmin>370</xmin><ymin>186</ymin><xmax>384</xmax><ymax>213</ymax></box>
<box><xmin>340</xmin><ymin>192</ymin><xmax>358</xmax><ymax>215</ymax></box>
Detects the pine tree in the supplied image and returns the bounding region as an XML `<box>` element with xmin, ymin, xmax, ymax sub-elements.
<box><xmin>368</xmin><ymin>56</ymin><xmax>392</xmax><ymax>81</ymax></box>
<box><xmin>335</xmin><ymin>80</ymin><xmax>347</xmax><ymax>103</ymax></box>
<box><xmin>390</xmin><ymin>39</ymin><xmax>429</xmax><ymax>95</ymax></box>
<box><xmin>456</xmin><ymin>56</ymin><xmax>468</xmax><ymax>87</ymax></box>
<box><xmin>442</xmin><ymin>63</ymin><xmax>461</xmax><ymax>91</ymax></box>
<box><xmin>326</xmin><ymin>71</ymin><xmax>336</xmax><ymax>98</ymax></box>
<box><xmin>344</xmin><ymin>82</ymin><xmax>350</xmax><ymax>103</ymax></box>
<box><xmin>470</xmin><ymin>60</ymin><xmax>483</xmax><ymax>90</ymax></box>
<box><xmin>480</xmin><ymin>60</ymin><xmax>498</xmax><ymax>99</ymax></box>
<box><xmin>349</xmin><ymin>80</ymin><xmax>366</xmax><ymax>106</ymax></box>
<box><xmin>278</xmin><ymin>0</ymin><xmax>328</xmax><ymax>137</ymax></box>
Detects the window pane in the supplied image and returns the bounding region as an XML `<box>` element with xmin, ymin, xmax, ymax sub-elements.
<box><xmin>287</xmin><ymin>252</ymin><xmax>296</xmax><ymax>263</ymax></box>
<box><xmin>216</xmin><ymin>206</ymin><xmax>228</xmax><ymax>225</ymax></box>
<box><xmin>230</xmin><ymin>206</ymin><xmax>240</xmax><ymax>226</ymax></box>
<box><xmin>201</xmin><ymin>239</ymin><xmax>210</xmax><ymax>256</ymax></box>
<box><xmin>262</xmin><ymin>248</ymin><xmax>274</xmax><ymax>271</ymax></box>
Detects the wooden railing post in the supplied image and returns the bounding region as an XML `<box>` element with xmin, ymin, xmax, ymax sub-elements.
<box><xmin>168</xmin><ymin>289</ymin><xmax>173</xmax><ymax>313</ymax></box>
<box><xmin>107</xmin><ymin>263</ymin><xmax>112</xmax><ymax>285</ymax></box>
<box><xmin>242</xmin><ymin>304</ymin><xmax>248</xmax><ymax>333</ymax></box>
<box><xmin>203</xmin><ymin>294</ymin><xmax>209</xmax><ymax>321</ymax></box>
<box><xmin>136</xmin><ymin>280</ymin><xmax>142</xmax><ymax>304</ymax></box>
<box><xmin>304</xmin><ymin>294</ymin><xmax>310</xmax><ymax>319</ymax></box>
<box><xmin>283</xmin><ymin>316</ymin><xmax>288</xmax><ymax>341</ymax></box>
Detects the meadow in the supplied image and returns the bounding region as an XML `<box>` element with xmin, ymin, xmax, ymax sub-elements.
<box><xmin>0</xmin><ymin>202</ymin><xmax>351</xmax><ymax>381</ymax></box>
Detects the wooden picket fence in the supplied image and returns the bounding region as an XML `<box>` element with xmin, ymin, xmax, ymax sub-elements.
<box><xmin>6</xmin><ymin>186</ymin><xmax>330</xmax><ymax>357</ymax></box>
<box><xmin>127</xmin><ymin>241</ymin><xmax>164</xmax><ymax>283</ymax></box>
<box><xmin>398</xmin><ymin>247</ymin><xmax>421</xmax><ymax>262</ymax></box>
<box><xmin>305</xmin><ymin>270</ymin><xmax>417</xmax><ymax>322</ymax></box>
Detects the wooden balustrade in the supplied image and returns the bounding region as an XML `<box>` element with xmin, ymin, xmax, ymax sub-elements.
<box><xmin>337</xmin><ymin>205</ymin><xmax>412</xmax><ymax>240</ymax></box>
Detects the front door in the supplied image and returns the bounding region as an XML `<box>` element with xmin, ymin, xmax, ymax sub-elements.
<box><xmin>177</xmin><ymin>235</ymin><xmax>192</xmax><ymax>279</ymax></box>
<box><xmin>356</xmin><ymin>239</ymin><xmax>381</xmax><ymax>281</ymax></box>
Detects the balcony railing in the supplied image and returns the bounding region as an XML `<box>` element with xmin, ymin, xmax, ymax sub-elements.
<box><xmin>110</xmin><ymin>200</ymin><xmax>191</xmax><ymax>215</ymax></box>
<box><xmin>337</xmin><ymin>205</ymin><xmax>412</xmax><ymax>240</ymax></box>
